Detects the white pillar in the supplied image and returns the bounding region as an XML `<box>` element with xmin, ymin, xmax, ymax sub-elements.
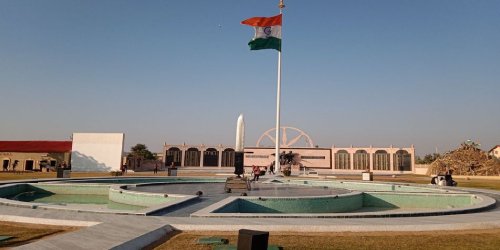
<box><xmin>200</xmin><ymin>150</ymin><xmax>204</xmax><ymax>167</ymax></box>
<box><xmin>218</xmin><ymin>150</ymin><xmax>223</xmax><ymax>167</ymax></box>
<box><xmin>389</xmin><ymin>149</ymin><xmax>394</xmax><ymax>172</ymax></box>
<box><xmin>181</xmin><ymin>149</ymin><xmax>185</xmax><ymax>167</ymax></box>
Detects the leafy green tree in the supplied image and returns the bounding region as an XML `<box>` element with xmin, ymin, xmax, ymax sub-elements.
<box><xmin>415</xmin><ymin>155</ymin><xmax>423</xmax><ymax>164</ymax></box>
<box><xmin>129</xmin><ymin>144</ymin><xmax>157</xmax><ymax>160</ymax></box>
<box><xmin>416</xmin><ymin>153</ymin><xmax>441</xmax><ymax>164</ymax></box>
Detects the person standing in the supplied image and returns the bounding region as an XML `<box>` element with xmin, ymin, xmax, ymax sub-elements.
<box><xmin>154</xmin><ymin>162</ymin><xmax>158</xmax><ymax>174</ymax></box>
<box><xmin>252</xmin><ymin>165</ymin><xmax>260</xmax><ymax>181</ymax></box>
<box><xmin>269</xmin><ymin>161</ymin><xmax>275</xmax><ymax>175</ymax></box>
<box><xmin>279</xmin><ymin>151</ymin><xmax>286</xmax><ymax>165</ymax></box>
<box><xmin>12</xmin><ymin>160</ymin><xmax>18</xmax><ymax>173</ymax></box>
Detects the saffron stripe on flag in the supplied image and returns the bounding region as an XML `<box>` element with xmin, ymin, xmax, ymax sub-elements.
<box><xmin>241</xmin><ymin>14</ymin><xmax>282</xmax><ymax>27</ymax></box>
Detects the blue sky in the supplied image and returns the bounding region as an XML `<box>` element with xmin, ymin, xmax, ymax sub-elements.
<box><xmin>1</xmin><ymin>0</ymin><xmax>499</xmax><ymax>156</ymax></box>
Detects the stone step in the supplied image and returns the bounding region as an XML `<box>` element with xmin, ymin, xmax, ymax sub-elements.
<box><xmin>225</xmin><ymin>177</ymin><xmax>251</xmax><ymax>193</ymax></box>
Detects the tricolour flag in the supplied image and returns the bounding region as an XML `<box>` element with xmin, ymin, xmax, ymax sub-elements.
<box><xmin>241</xmin><ymin>14</ymin><xmax>282</xmax><ymax>51</ymax></box>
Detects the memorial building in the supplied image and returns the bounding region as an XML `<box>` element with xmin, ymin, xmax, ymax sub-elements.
<box><xmin>163</xmin><ymin>143</ymin><xmax>414</xmax><ymax>173</ymax></box>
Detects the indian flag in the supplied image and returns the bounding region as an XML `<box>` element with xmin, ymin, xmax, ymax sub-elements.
<box><xmin>241</xmin><ymin>14</ymin><xmax>282</xmax><ymax>51</ymax></box>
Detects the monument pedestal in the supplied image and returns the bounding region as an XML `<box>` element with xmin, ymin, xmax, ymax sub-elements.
<box><xmin>225</xmin><ymin>177</ymin><xmax>251</xmax><ymax>193</ymax></box>
<box><xmin>291</xmin><ymin>164</ymin><xmax>301</xmax><ymax>176</ymax></box>
<box><xmin>362</xmin><ymin>171</ymin><xmax>373</xmax><ymax>181</ymax></box>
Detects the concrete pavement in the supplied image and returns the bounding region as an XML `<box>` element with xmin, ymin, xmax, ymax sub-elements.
<box><xmin>0</xmin><ymin>179</ymin><xmax>499</xmax><ymax>249</ymax></box>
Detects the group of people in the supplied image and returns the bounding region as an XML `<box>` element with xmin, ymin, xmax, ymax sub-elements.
<box><xmin>251</xmin><ymin>162</ymin><xmax>277</xmax><ymax>181</ymax></box>
<box><xmin>430</xmin><ymin>169</ymin><xmax>458</xmax><ymax>186</ymax></box>
<box><xmin>279</xmin><ymin>151</ymin><xmax>295</xmax><ymax>165</ymax></box>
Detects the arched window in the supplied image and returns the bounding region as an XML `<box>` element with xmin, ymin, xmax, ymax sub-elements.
<box><xmin>184</xmin><ymin>148</ymin><xmax>201</xmax><ymax>167</ymax></box>
<box><xmin>2</xmin><ymin>159</ymin><xmax>10</xmax><ymax>171</ymax></box>
<box><xmin>221</xmin><ymin>148</ymin><xmax>235</xmax><ymax>167</ymax></box>
<box><xmin>25</xmin><ymin>160</ymin><xmax>34</xmax><ymax>171</ymax></box>
<box><xmin>373</xmin><ymin>150</ymin><xmax>390</xmax><ymax>171</ymax></box>
<box><xmin>166</xmin><ymin>147</ymin><xmax>182</xmax><ymax>167</ymax></box>
<box><xmin>203</xmin><ymin>148</ymin><xmax>219</xmax><ymax>167</ymax></box>
<box><xmin>353</xmin><ymin>150</ymin><xmax>369</xmax><ymax>170</ymax></box>
<box><xmin>334</xmin><ymin>150</ymin><xmax>350</xmax><ymax>170</ymax></box>
<box><xmin>394</xmin><ymin>150</ymin><xmax>412</xmax><ymax>171</ymax></box>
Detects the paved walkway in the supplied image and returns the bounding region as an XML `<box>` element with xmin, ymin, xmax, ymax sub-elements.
<box><xmin>1</xmin><ymin>180</ymin><xmax>499</xmax><ymax>249</ymax></box>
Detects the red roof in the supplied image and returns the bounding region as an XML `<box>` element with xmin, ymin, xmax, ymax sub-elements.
<box><xmin>0</xmin><ymin>141</ymin><xmax>72</xmax><ymax>153</ymax></box>
<box><xmin>489</xmin><ymin>145</ymin><xmax>500</xmax><ymax>153</ymax></box>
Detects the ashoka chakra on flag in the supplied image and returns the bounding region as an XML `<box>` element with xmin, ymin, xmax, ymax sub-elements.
<box><xmin>241</xmin><ymin>14</ymin><xmax>282</xmax><ymax>51</ymax></box>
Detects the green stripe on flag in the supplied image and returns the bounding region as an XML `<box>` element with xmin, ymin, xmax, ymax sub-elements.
<box><xmin>248</xmin><ymin>37</ymin><xmax>281</xmax><ymax>51</ymax></box>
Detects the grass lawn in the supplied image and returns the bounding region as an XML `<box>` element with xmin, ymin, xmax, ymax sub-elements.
<box><xmin>0</xmin><ymin>171</ymin><xmax>179</xmax><ymax>181</ymax></box>
<box><xmin>0</xmin><ymin>221</ymin><xmax>79</xmax><ymax>248</ymax></box>
<box><xmin>0</xmin><ymin>170</ymin><xmax>220</xmax><ymax>181</ymax></box>
<box><xmin>332</xmin><ymin>174</ymin><xmax>500</xmax><ymax>191</ymax></box>
<box><xmin>2</xmin><ymin>172</ymin><xmax>500</xmax><ymax>190</ymax></box>
<box><xmin>156</xmin><ymin>229</ymin><xmax>500</xmax><ymax>250</ymax></box>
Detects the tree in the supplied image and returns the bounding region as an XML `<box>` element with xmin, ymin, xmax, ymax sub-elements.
<box><xmin>416</xmin><ymin>153</ymin><xmax>441</xmax><ymax>164</ymax></box>
<box><xmin>129</xmin><ymin>144</ymin><xmax>157</xmax><ymax>160</ymax></box>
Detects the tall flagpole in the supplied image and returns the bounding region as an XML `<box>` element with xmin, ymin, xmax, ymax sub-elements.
<box><xmin>275</xmin><ymin>0</ymin><xmax>285</xmax><ymax>174</ymax></box>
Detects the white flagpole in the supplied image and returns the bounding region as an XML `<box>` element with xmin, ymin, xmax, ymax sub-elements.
<box><xmin>275</xmin><ymin>0</ymin><xmax>285</xmax><ymax>174</ymax></box>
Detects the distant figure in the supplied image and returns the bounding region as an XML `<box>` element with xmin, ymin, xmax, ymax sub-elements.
<box><xmin>285</xmin><ymin>151</ymin><xmax>294</xmax><ymax>164</ymax></box>
<box><xmin>269</xmin><ymin>161</ymin><xmax>275</xmax><ymax>175</ymax></box>
<box><xmin>252</xmin><ymin>165</ymin><xmax>260</xmax><ymax>181</ymax></box>
<box><xmin>279</xmin><ymin>151</ymin><xmax>286</xmax><ymax>165</ymax></box>
<box><xmin>445</xmin><ymin>170</ymin><xmax>457</xmax><ymax>186</ymax></box>
<box><xmin>154</xmin><ymin>163</ymin><xmax>158</xmax><ymax>174</ymax></box>
<box><xmin>12</xmin><ymin>160</ymin><xmax>18</xmax><ymax>172</ymax></box>
<box><xmin>121</xmin><ymin>164</ymin><xmax>125</xmax><ymax>175</ymax></box>
<box><xmin>430</xmin><ymin>176</ymin><xmax>437</xmax><ymax>185</ymax></box>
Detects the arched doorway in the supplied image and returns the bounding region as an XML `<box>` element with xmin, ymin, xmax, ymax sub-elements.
<box><xmin>394</xmin><ymin>150</ymin><xmax>412</xmax><ymax>171</ymax></box>
<box><xmin>334</xmin><ymin>150</ymin><xmax>350</xmax><ymax>169</ymax></box>
<box><xmin>184</xmin><ymin>148</ymin><xmax>201</xmax><ymax>167</ymax></box>
<box><xmin>221</xmin><ymin>148</ymin><xmax>235</xmax><ymax>167</ymax></box>
<box><xmin>353</xmin><ymin>150</ymin><xmax>369</xmax><ymax>170</ymax></box>
<box><xmin>166</xmin><ymin>147</ymin><xmax>182</xmax><ymax>167</ymax></box>
<box><xmin>203</xmin><ymin>148</ymin><xmax>219</xmax><ymax>167</ymax></box>
<box><xmin>25</xmin><ymin>160</ymin><xmax>34</xmax><ymax>171</ymax></box>
<box><xmin>373</xmin><ymin>150</ymin><xmax>390</xmax><ymax>171</ymax></box>
<box><xmin>2</xmin><ymin>159</ymin><xmax>10</xmax><ymax>171</ymax></box>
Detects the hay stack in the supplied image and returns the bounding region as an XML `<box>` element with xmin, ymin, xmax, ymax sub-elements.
<box><xmin>427</xmin><ymin>142</ymin><xmax>500</xmax><ymax>176</ymax></box>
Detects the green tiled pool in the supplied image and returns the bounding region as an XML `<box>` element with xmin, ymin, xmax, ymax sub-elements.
<box><xmin>0</xmin><ymin>182</ymin><xmax>196</xmax><ymax>215</ymax></box>
<box><xmin>285</xmin><ymin>179</ymin><xmax>449</xmax><ymax>193</ymax></box>
<box><xmin>61</xmin><ymin>177</ymin><xmax>225</xmax><ymax>184</ymax></box>
<box><xmin>212</xmin><ymin>192</ymin><xmax>480</xmax><ymax>214</ymax></box>
<box><xmin>11</xmin><ymin>192</ymin><xmax>146</xmax><ymax>211</ymax></box>
<box><xmin>0</xmin><ymin>177</ymin><xmax>496</xmax><ymax>218</ymax></box>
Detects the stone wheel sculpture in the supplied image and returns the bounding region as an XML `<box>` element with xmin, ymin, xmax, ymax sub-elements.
<box><xmin>256</xmin><ymin>126</ymin><xmax>314</xmax><ymax>148</ymax></box>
